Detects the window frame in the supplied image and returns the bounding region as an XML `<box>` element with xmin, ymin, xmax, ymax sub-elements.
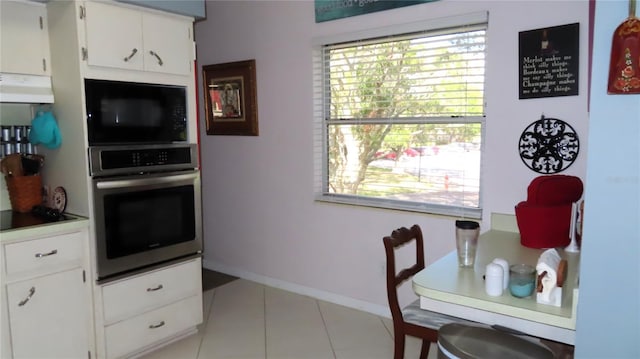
<box><xmin>313</xmin><ymin>12</ymin><xmax>489</xmax><ymax>219</ymax></box>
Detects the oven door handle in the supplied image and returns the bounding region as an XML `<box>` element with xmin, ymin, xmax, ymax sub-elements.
<box><xmin>95</xmin><ymin>172</ymin><xmax>198</xmax><ymax>190</ymax></box>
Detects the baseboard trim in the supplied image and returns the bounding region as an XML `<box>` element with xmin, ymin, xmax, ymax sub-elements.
<box><xmin>202</xmin><ymin>259</ymin><xmax>391</xmax><ymax>319</ymax></box>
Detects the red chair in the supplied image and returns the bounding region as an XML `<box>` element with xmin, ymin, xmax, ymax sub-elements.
<box><xmin>383</xmin><ymin>225</ymin><xmax>474</xmax><ymax>359</ymax></box>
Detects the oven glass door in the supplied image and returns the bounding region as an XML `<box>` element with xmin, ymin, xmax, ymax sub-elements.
<box><xmin>93</xmin><ymin>170</ymin><xmax>202</xmax><ymax>281</ymax></box>
<box><xmin>104</xmin><ymin>185</ymin><xmax>195</xmax><ymax>259</ymax></box>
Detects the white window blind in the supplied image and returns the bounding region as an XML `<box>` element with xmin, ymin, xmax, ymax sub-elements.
<box><xmin>313</xmin><ymin>14</ymin><xmax>487</xmax><ymax>218</ymax></box>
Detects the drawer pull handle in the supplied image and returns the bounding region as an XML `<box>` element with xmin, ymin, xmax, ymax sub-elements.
<box><xmin>35</xmin><ymin>249</ymin><xmax>58</xmax><ymax>258</ymax></box>
<box><xmin>123</xmin><ymin>48</ymin><xmax>138</xmax><ymax>62</ymax></box>
<box><xmin>149</xmin><ymin>50</ymin><xmax>163</xmax><ymax>66</ymax></box>
<box><xmin>148</xmin><ymin>320</ymin><xmax>165</xmax><ymax>329</ymax></box>
<box><xmin>18</xmin><ymin>287</ymin><xmax>36</xmax><ymax>307</ymax></box>
<box><xmin>146</xmin><ymin>284</ymin><xmax>163</xmax><ymax>292</ymax></box>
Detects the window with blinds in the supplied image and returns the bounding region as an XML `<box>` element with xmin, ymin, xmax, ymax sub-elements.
<box><xmin>314</xmin><ymin>14</ymin><xmax>487</xmax><ymax>218</ymax></box>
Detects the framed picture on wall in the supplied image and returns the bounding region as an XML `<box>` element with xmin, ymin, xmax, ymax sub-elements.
<box><xmin>518</xmin><ymin>23</ymin><xmax>579</xmax><ymax>99</ymax></box>
<box><xmin>203</xmin><ymin>59</ymin><xmax>258</xmax><ymax>136</ymax></box>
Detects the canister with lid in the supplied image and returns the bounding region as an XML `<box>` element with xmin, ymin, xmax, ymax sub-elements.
<box><xmin>1</xmin><ymin>126</ymin><xmax>11</xmax><ymax>142</ymax></box>
<box><xmin>485</xmin><ymin>262</ymin><xmax>504</xmax><ymax>297</ymax></box>
<box><xmin>492</xmin><ymin>258</ymin><xmax>510</xmax><ymax>289</ymax></box>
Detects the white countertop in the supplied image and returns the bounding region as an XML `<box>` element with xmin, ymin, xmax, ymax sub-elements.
<box><xmin>0</xmin><ymin>212</ymin><xmax>89</xmax><ymax>243</ymax></box>
<box><xmin>412</xmin><ymin>215</ymin><xmax>580</xmax><ymax>344</ymax></box>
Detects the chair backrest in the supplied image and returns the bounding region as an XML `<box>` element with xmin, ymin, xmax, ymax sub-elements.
<box><xmin>383</xmin><ymin>225</ymin><xmax>425</xmax><ymax>321</ymax></box>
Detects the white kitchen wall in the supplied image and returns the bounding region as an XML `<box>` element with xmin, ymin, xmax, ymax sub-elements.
<box><xmin>194</xmin><ymin>1</ymin><xmax>589</xmax><ymax>314</ymax></box>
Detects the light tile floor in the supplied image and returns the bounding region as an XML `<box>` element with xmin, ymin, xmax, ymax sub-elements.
<box><xmin>140</xmin><ymin>278</ymin><xmax>437</xmax><ymax>359</ymax></box>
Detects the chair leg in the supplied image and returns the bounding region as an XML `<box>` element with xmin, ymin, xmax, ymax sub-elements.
<box><xmin>419</xmin><ymin>339</ymin><xmax>431</xmax><ymax>359</ymax></box>
<box><xmin>393</xmin><ymin>332</ymin><xmax>406</xmax><ymax>359</ymax></box>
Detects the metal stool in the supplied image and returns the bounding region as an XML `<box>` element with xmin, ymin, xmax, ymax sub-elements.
<box><xmin>437</xmin><ymin>323</ymin><xmax>554</xmax><ymax>359</ymax></box>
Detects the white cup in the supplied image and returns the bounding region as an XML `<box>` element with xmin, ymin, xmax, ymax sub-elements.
<box><xmin>492</xmin><ymin>258</ymin><xmax>510</xmax><ymax>289</ymax></box>
<box><xmin>485</xmin><ymin>263</ymin><xmax>504</xmax><ymax>297</ymax></box>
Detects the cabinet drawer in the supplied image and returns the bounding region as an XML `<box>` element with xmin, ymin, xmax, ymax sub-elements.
<box><xmin>102</xmin><ymin>259</ymin><xmax>201</xmax><ymax>324</ymax></box>
<box><xmin>104</xmin><ymin>294</ymin><xmax>202</xmax><ymax>359</ymax></box>
<box><xmin>4</xmin><ymin>231</ymin><xmax>83</xmax><ymax>275</ymax></box>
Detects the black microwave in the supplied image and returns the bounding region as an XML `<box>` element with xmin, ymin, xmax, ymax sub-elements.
<box><xmin>85</xmin><ymin>79</ymin><xmax>187</xmax><ymax>145</ymax></box>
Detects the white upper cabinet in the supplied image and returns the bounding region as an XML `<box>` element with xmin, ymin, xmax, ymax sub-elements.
<box><xmin>83</xmin><ymin>1</ymin><xmax>143</xmax><ymax>71</ymax></box>
<box><xmin>142</xmin><ymin>13</ymin><xmax>194</xmax><ymax>75</ymax></box>
<box><xmin>83</xmin><ymin>1</ymin><xmax>193</xmax><ymax>76</ymax></box>
<box><xmin>0</xmin><ymin>0</ymin><xmax>51</xmax><ymax>76</ymax></box>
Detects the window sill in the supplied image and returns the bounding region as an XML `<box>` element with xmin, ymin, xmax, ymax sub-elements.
<box><xmin>314</xmin><ymin>194</ymin><xmax>482</xmax><ymax>219</ymax></box>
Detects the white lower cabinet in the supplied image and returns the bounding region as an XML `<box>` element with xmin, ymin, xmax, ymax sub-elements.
<box><xmin>4</xmin><ymin>231</ymin><xmax>84</xmax><ymax>275</ymax></box>
<box><xmin>98</xmin><ymin>258</ymin><xmax>203</xmax><ymax>359</ymax></box>
<box><xmin>105</xmin><ymin>295</ymin><xmax>201</xmax><ymax>359</ymax></box>
<box><xmin>0</xmin><ymin>221</ymin><xmax>92</xmax><ymax>359</ymax></box>
<box><xmin>102</xmin><ymin>259</ymin><xmax>201</xmax><ymax>324</ymax></box>
<box><xmin>7</xmin><ymin>268</ymin><xmax>89</xmax><ymax>359</ymax></box>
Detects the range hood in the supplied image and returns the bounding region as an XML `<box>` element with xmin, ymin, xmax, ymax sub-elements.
<box><xmin>0</xmin><ymin>73</ymin><xmax>54</xmax><ymax>104</ymax></box>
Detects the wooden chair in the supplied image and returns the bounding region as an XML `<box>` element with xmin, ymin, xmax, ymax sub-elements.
<box><xmin>383</xmin><ymin>224</ymin><xmax>473</xmax><ymax>359</ymax></box>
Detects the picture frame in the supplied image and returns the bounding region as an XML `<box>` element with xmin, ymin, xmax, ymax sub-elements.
<box><xmin>518</xmin><ymin>23</ymin><xmax>579</xmax><ymax>99</ymax></box>
<box><xmin>202</xmin><ymin>59</ymin><xmax>258</xmax><ymax>136</ymax></box>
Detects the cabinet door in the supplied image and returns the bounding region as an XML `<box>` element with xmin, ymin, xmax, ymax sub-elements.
<box><xmin>142</xmin><ymin>13</ymin><xmax>193</xmax><ymax>75</ymax></box>
<box><xmin>0</xmin><ymin>1</ymin><xmax>50</xmax><ymax>75</ymax></box>
<box><xmin>7</xmin><ymin>268</ymin><xmax>88</xmax><ymax>359</ymax></box>
<box><xmin>84</xmin><ymin>1</ymin><xmax>144</xmax><ymax>71</ymax></box>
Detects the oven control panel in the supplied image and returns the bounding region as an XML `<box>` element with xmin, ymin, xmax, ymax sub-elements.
<box><xmin>89</xmin><ymin>144</ymin><xmax>198</xmax><ymax>177</ymax></box>
<box><xmin>105</xmin><ymin>148</ymin><xmax>185</xmax><ymax>168</ymax></box>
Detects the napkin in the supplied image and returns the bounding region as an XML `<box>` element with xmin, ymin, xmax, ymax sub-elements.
<box><xmin>536</xmin><ymin>248</ymin><xmax>563</xmax><ymax>306</ymax></box>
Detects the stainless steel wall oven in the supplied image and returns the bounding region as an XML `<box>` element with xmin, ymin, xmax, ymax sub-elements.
<box><xmin>89</xmin><ymin>144</ymin><xmax>202</xmax><ymax>282</ymax></box>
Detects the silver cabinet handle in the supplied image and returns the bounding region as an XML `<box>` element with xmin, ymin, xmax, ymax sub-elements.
<box><xmin>18</xmin><ymin>287</ymin><xmax>36</xmax><ymax>306</ymax></box>
<box><xmin>123</xmin><ymin>48</ymin><xmax>138</xmax><ymax>62</ymax></box>
<box><xmin>35</xmin><ymin>249</ymin><xmax>57</xmax><ymax>258</ymax></box>
<box><xmin>148</xmin><ymin>320</ymin><xmax>165</xmax><ymax>329</ymax></box>
<box><xmin>148</xmin><ymin>50</ymin><xmax>163</xmax><ymax>66</ymax></box>
<box><xmin>146</xmin><ymin>284</ymin><xmax>163</xmax><ymax>292</ymax></box>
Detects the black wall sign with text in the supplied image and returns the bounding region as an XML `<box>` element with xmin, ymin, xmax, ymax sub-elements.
<box><xmin>519</xmin><ymin>23</ymin><xmax>579</xmax><ymax>99</ymax></box>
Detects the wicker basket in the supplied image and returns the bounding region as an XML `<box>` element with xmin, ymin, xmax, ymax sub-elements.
<box><xmin>5</xmin><ymin>175</ymin><xmax>43</xmax><ymax>213</ymax></box>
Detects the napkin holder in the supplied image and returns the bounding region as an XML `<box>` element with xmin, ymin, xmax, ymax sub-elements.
<box><xmin>565</xmin><ymin>199</ymin><xmax>583</xmax><ymax>253</ymax></box>
<box><xmin>535</xmin><ymin>249</ymin><xmax>567</xmax><ymax>307</ymax></box>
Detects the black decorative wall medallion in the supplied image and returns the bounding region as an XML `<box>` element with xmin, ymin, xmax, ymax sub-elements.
<box><xmin>518</xmin><ymin>116</ymin><xmax>579</xmax><ymax>174</ymax></box>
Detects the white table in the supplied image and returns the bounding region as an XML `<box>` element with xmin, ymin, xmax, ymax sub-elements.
<box><xmin>412</xmin><ymin>214</ymin><xmax>580</xmax><ymax>345</ymax></box>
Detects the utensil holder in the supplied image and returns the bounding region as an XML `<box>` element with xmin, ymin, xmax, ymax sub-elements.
<box><xmin>5</xmin><ymin>174</ymin><xmax>42</xmax><ymax>213</ymax></box>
